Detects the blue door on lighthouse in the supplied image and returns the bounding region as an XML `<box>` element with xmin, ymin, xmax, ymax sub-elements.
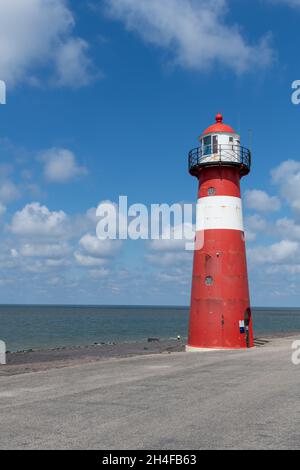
<box><xmin>244</xmin><ymin>309</ymin><xmax>251</xmax><ymax>348</ymax></box>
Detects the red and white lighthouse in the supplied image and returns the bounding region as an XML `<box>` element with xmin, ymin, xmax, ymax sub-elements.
<box><xmin>187</xmin><ymin>114</ymin><xmax>254</xmax><ymax>350</ymax></box>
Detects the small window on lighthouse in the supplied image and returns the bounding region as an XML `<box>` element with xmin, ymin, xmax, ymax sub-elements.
<box><xmin>205</xmin><ymin>276</ymin><xmax>214</xmax><ymax>286</ymax></box>
<box><xmin>208</xmin><ymin>187</ymin><xmax>216</xmax><ymax>196</ymax></box>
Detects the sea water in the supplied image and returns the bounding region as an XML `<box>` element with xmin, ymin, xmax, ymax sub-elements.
<box><xmin>0</xmin><ymin>305</ymin><xmax>299</xmax><ymax>352</ymax></box>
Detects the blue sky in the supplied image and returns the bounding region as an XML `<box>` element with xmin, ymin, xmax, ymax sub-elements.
<box><xmin>0</xmin><ymin>0</ymin><xmax>300</xmax><ymax>306</ymax></box>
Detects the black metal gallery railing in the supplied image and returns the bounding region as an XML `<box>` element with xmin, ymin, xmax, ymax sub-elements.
<box><xmin>188</xmin><ymin>144</ymin><xmax>251</xmax><ymax>176</ymax></box>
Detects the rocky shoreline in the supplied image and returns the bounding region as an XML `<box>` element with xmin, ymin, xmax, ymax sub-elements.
<box><xmin>0</xmin><ymin>338</ymin><xmax>186</xmax><ymax>376</ymax></box>
<box><xmin>1</xmin><ymin>332</ymin><xmax>299</xmax><ymax>377</ymax></box>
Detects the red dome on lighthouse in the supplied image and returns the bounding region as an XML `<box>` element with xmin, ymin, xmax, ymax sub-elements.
<box><xmin>201</xmin><ymin>113</ymin><xmax>237</xmax><ymax>136</ymax></box>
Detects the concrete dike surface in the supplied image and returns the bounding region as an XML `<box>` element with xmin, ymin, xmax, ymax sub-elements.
<box><xmin>0</xmin><ymin>335</ymin><xmax>299</xmax><ymax>450</ymax></box>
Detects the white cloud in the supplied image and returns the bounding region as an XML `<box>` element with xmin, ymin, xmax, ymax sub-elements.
<box><xmin>79</xmin><ymin>233</ymin><xmax>121</xmax><ymax>257</ymax></box>
<box><xmin>9</xmin><ymin>202</ymin><xmax>68</xmax><ymax>237</ymax></box>
<box><xmin>267</xmin><ymin>0</ymin><xmax>300</xmax><ymax>7</ymax></box>
<box><xmin>271</xmin><ymin>160</ymin><xmax>300</xmax><ymax>212</ymax></box>
<box><xmin>266</xmin><ymin>264</ymin><xmax>300</xmax><ymax>274</ymax></box>
<box><xmin>47</xmin><ymin>276</ymin><xmax>62</xmax><ymax>286</ymax></box>
<box><xmin>0</xmin><ymin>203</ymin><xmax>6</xmax><ymax>216</ymax></box>
<box><xmin>276</xmin><ymin>218</ymin><xmax>300</xmax><ymax>240</ymax></box>
<box><xmin>39</xmin><ymin>148</ymin><xmax>88</xmax><ymax>183</ymax></box>
<box><xmin>244</xmin><ymin>214</ymin><xmax>267</xmax><ymax>241</ymax></box>
<box><xmin>2</xmin><ymin>241</ymin><xmax>70</xmax><ymax>273</ymax></box>
<box><xmin>249</xmin><ymin>240</ymin><xmax>299</xmax><ymax>265</ymax></box>
<box><xmin>54</xmin><ymin>38</ymin><xmax>98</xmax><ymax>88</ymax></box>
<box><xmin>74</xmin><ymin>251</ymin><xmax>109</xmax><ymax>267</ymax></box>
<box><xmin>146</xmin><ymin>222</ymin><xmax>195</xmax><ymax>266</ymax></box>
<box><xmin>75</xmin><ymin>233</ymin><xmax>122</xmax><ymax>267</ymax></box>
<box><xmin>149</xmin><ymin>223</ymin><xmax>195</xmax><ymax>252</ymax></box>
<box><xmin>0</xmin><ymin>180</ymin><xmax>21</xmax><ymax>203</ymax></box>
<box><xmin>244</xmin><ymin>189</ymin><xmax>281</xmax><ymax>212</ymax></box>
<box><xmin>105</xmin><ymin>0</ymin><xmax>273</xmax><ymax>74</ymax></box>
<box><xmin>19</xmin><ymin>242</ymin><xmax>70</xmax><ymax>259</ymax></box>
<box><xmin>10</xmin><ymin>249</ymin><xmax>18</xmax><ymax>258</ymax></box>
<box><xmin>89</xmin><ymin>268</ymin><xmax>111</xmax><ymax>279</ymax></box>
<box><xmin>147</xmin><ymin>251</ymin><xmax>192</xmax><ymax>267</ymax></box>
<box><xmin>21</xmin><ymin>259</ymin><xmax>51</xmax><ymax>273</ymax></box>
<box><xmin>0</xmin><ymin>203</ymin><xmax>128</xmax><ymax>296</ymax></box>
<box><xmin>0</xmin><ymin>0</ymin><xmax>96</xmax><ymax>87</ymax></box>
<box><xmin>156</xmin><ymin>268</ymin><xmax>190</xmax><ymax>285</ymax></box>
<box><xmin>271</xmin><ymin>159</ymin><xmax>300</xmax><ymax>182</ymax></box>
<box><xmin>45</xmin><ymin>258</ymin><xmax>70</xmax><ymax>268</ymax></box>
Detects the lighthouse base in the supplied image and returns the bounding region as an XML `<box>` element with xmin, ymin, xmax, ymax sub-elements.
<box><xmin>185</xmin><ymin>345</ymin><xmax>238</xmax><ymax>352</ymax></box>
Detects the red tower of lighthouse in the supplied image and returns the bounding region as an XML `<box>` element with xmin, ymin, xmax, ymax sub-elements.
<box><xmin>187</xmin><ymin>114</ymin><xmax>254</xmax><ymax>350</ymax></box>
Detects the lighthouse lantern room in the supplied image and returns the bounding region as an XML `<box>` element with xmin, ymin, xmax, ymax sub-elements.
<box><xmin>187</xmin><ymin>114</ymin><xmax>254</xmax><ymax>350</ymax></box>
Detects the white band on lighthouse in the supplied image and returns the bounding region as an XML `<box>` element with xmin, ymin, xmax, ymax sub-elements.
<box><xmin>196</xmin><ymin>196</ymin><xmax>244</xmax><ymax>231</ymax></box>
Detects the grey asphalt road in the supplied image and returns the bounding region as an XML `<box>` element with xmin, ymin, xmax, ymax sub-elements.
<box><xmin>0</xmin><ymin>336</ymin><xmax>299</xmax><ymax>450</ymax></box>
